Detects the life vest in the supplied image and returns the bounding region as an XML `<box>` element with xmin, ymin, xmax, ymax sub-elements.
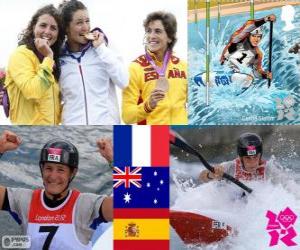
<box><xmin>27</xmin><ymin>189</ymin><xmax>92</xmax><ymax>250</ymax></box>
<box><xmin>234</xmin><ymin>158</ymin><xmax>266</xmax><ymax>181</ymax></box>
<box><xmin>226</xmin><ymin>40</ymin><xmax>259</xmax><ymax>67</ymax></box>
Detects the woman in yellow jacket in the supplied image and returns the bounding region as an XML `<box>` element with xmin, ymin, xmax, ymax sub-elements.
<box><xmin>122</xmin><ymin>11</ymin><xmax>188</xmax><ymax>125</ymax></box>
<box><xmin>4</xmin><ymin>5</ymin><xmax>64</xmax><ymax>125</ymax></box>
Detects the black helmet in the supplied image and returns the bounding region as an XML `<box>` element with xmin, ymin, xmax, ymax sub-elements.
<box><xmin>40</xmin><ymin>139</ymin><xmax>79</xmax><ymax>169</ymax></box>
<box><xmin>237</xmin><ymin>133</ymin><xmax>263</xmax><ymax>157</ymax></box>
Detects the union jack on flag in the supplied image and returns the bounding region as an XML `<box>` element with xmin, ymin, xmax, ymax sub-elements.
<box><xmin>113</xmin><ymin>166</ymin><xmax>142</xmax><ymax>188</ymax></box>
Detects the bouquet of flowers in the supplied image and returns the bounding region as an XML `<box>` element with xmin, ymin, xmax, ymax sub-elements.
<box><xmin>0</xmin><ymin>67</ymin><xmax>10</xmax><ymax>117</ymax></box>
<box><xmin>0</xmin><ymin>68</ymin><xmax>5</xmax><ymax>86</ymax></box>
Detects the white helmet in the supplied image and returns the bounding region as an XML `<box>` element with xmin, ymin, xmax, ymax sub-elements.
<box><xmin>250</xmin><ymin>27</ymin><xmax>263</xmax><ymax>36</ymax></box>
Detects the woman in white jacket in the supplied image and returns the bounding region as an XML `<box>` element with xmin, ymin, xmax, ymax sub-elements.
<box><xmin>59</xmin><ymin>0</ymin><xmax>128</xmax><ymax>125</ymax></box>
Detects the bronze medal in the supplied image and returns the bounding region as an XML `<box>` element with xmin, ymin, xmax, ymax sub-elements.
<box><xmin>145</xmin><ymin>50</ymin><xmax>171</xmax><ymax>92</ymax></box>
<box><xmin>156</xmin><ymin>76</ymin><xmax>169</xmax><ymax>92</ymax></box>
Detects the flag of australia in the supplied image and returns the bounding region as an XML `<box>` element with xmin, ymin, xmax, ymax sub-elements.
<box><xmin>114</xmin><ymin>166</ymin><xmax>169</xmax><ymax>208</ymax></box>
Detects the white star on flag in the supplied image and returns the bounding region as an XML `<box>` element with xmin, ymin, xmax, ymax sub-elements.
<box><xmin>123</xmin><ymin>192</ymin><xmax>131</xmax><ymax>203</ymax></box>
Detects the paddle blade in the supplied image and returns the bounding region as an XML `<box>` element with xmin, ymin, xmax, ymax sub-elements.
<box><xmin>170</xmin><ymin>130</ymin><xmax>187</xmax><ymax>145</ymax></box>
<box><xmin>169</xmin><ymin>130</ymin><xmax>203</xmax><ymax>160</ymax></box>
<box><xmin>170</xmin><ymin>210</ymin><xmax>232</xmax><ymax>245</ymax></box>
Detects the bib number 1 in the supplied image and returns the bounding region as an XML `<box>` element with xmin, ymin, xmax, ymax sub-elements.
<box><xmin>237</xmin><ymin>53</ymin><xmax>247</xmax><ymax>64</ymax></box>
<box><xmin>39</xmin><ymin>226</ymin><xmax>59</xmax><ymax>250</ymax></box>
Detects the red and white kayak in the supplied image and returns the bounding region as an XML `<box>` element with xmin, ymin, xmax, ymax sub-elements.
<box><xmin>170</xmin><ymin>210</ymin><xmax>232</xmax><ymax>245</ymax></box>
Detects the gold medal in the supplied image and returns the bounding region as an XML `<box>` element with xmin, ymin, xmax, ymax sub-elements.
<box><xmin>155</xmin><ymin>76</ymin><xmax>169</xmax><ymax>92</ymax></box>
<box><xmin>84</xmin><ymin>33</ymin><xmax>95</xmax><ymax>41</ymax></box>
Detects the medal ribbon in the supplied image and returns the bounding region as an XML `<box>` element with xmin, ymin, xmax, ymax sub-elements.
<box><xmin>145</xmin><ymin>50</ymin><xmax>171</xmax><ymax>77</ymax></box>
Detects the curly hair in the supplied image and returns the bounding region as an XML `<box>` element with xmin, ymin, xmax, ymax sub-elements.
<box><xmin>143</xmin><ymin>11</ymin><xmax>177</xmax><ymax>50</ymax></box>
<box><xmin>18</xmin><ymin>5</ymin><xmax>64</xmax><ymax>81</ymax></box>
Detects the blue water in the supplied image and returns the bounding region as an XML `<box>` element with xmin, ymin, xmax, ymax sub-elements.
<box><xmin>189</xmin><ymin>5</ymin><xmax>300</xmax><ymax>125</ymax></box>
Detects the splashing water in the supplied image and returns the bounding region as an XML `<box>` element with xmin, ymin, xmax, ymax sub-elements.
<box><xmin>170</xmin><ymin>158</ymin><xmax>300</xmax><ymax>250</ymax></box>
<box><xmin>188</xmin><ymin>6</ymin><xmax>300</xmax><ymax>125</ymax></box>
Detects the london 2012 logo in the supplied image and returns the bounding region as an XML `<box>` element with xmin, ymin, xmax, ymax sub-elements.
<box><xmin>266</xmin><ymin>207</ymin><xmax>298</xmax><ymax>247</ymax></box>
